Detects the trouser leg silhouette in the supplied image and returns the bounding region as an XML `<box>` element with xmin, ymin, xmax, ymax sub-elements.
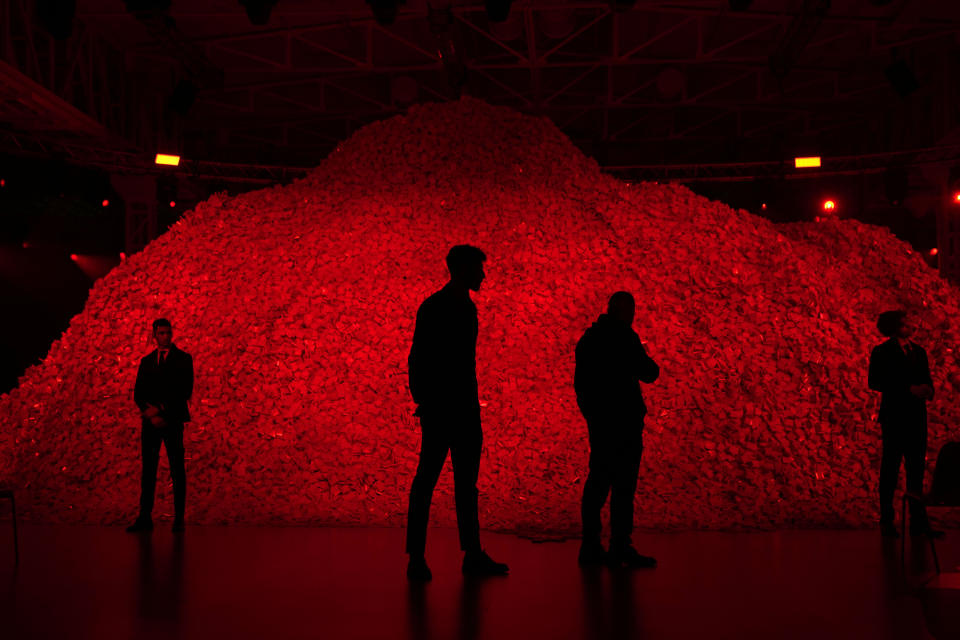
<box><xmin>139</xmin><ymin>421</ymin><xmax>186</xmax><ymax>520</ymax></box>
<box><xmin>165</xmin><ymin>424</ymin><xmax>186</xmax><ymax>520</ymax></box>
<box><xmin>582</xmin><ymin>426</ymin><xmax>642</xmax><ymax>547</ymax></box>
<box><xmin>879</xmin><ymin>423</ymin><xmax>928</xmax><ymax>527</ymax></box>
<box><xmin>407</xmin><ymin>412</ymin><xmax>482</xmax><ymax>556</ymax></box>
<box><xmin>610</xmin><ymin>441</ymin><xmax>642</xmax><ymax>549</ymax></box>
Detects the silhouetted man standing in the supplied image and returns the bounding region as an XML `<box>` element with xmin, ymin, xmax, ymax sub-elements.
<box><xmin>127</xmin><ymin>318</ymin><xmax>194</xmax><ymax>533</ymax></box>
<box><xmin>868</xmin><ymin>310</ymin><xmax>942</xmax><ymax>539</ymax></box>
<box><xmin>405</xmin><ymin>245</ymin><xmax>509</xmax><ymax>581</ymax></box>
<box><xmin>575</xmin><ymin>292</ymin><xmax>659</xmax><ymax>568</ymax></box>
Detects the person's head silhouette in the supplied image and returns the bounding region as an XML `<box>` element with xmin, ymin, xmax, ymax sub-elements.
<box><xmin>447</xmin><ymin>245</ymin><xmax>486</xmax><ymax>292</ymax></box>
<box><xmin>152</xmin><ymin>318</ymin><xmax>173</xmax><ymax>348</ymax></box>
<box><xmin>877</xmin><ymin>309</ymin><xmax>911</xmax><ymax>340</ymax></box>
<box><xmin>607</xmin><ymin>291</ymin><xmax>635</xmax><ymax>327</ymax></box>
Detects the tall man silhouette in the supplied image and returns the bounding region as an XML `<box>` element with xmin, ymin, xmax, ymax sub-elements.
<box><xmin>575</xmin><ymin>292</ymin><xmax>659</xmax><ymax>568</ymax></box>
<box><xmin>127</xmin><ymin>318</ymin><xmax>194</xmax><ymax>533</ymax></box>
<box><xmin>868</xmin><ymin>309</ymin><xmax>943</xmax><ymax>539</ymax></box>
<box><xmin>405</xmin><ymin>245</ymin><xmax>509</xmax><ymax>581</ymax></box>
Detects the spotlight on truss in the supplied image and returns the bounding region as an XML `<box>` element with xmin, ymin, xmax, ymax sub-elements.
<box><xmin>239</xmin><ymin>0</ymin><xmax>278</xmax><ymax>26</ymax></box>
<box><xmin>35</xmin><ymin>0</ymin><xmax>76</xmax><ymax>40</ymax></box>
<box><xmin>367</xmin><ymin>0</ymin><xmax>404</xmax><ymax>26</ymax></box>
<box><xmin>485</xmin><ymin>0</ymin><xmax>513</xmax><ymax>23</ymax></box>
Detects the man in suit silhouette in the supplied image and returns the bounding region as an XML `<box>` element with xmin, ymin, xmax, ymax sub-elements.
<box><xmin>127</xmin><ymin>318</ymin><xmax>194</xmax><ymax>533</ymax></box>
<box><xmin>868</xmin><ymin>309</ymin><xmax>943</xmax><ymax>539</ymax></box>
<box><xmin>405</xmin><ymin>245</ymin><xmax>509</xmax><ymax>581</ymax></box>
<box><xmin>575</xmin><ymin>292</ymin><xmax>659</xmax><ymax>568</ymax></box>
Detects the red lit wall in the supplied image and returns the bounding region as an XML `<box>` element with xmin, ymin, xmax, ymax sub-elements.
<box><xmin>1</xmin><ymin>98</ymin><xmax>959</xmax><ymax>532</ymax></box>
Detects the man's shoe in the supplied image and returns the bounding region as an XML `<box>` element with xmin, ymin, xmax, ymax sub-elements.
<box><xmin>608</xmin><ymin>545</ymin><xmax>657</xmax><ymax>569</ymax></box>
<box><xmin>171</xmin><ymin>519</ymin><xmax>185</xmax><ymax>533</ymax></box>
<box><xmin>125</xmin><ymin>518</ymin><xmax>153</xmax><ymax>533</ymax></box>
<box><xmin>880</xmin><ymin>523</ymin><xmax>900</xmax><ymax>539</ymax></box>
<box><xmin>462</xmin><ymin>550</ymin><xmax>509</xmax><ymax>576</ymax></box>
<box><xmin>578</xmin><ymin>541</ymin><xmax>608</xmax><ymax>566</ymax></box>
<box><xmin>407</xmin><ymin>557</ymin><xmax>432</xmax><ymax>582</ymax></box>
<box><xmin>910</xmin><ymin>526</ymin><xmax>945</xmax><ymax>539</ymax></box>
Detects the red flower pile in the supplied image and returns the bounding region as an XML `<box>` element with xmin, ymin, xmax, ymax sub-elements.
<box><xmin>1</xmin><ymin>97</ymin><xmax>958</xmax><ymax>533</ymax></box>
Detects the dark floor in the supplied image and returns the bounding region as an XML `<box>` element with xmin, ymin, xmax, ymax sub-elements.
<box><xmin>1</xmin><ymin>523</ymin><xmax>958</xmax><ymax>639</ymax></box>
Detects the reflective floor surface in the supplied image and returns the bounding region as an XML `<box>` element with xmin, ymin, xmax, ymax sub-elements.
<box><xmin>1</xmin><ymin>524</ymin><xmax>958</xmax><ymax>639</ymax></box>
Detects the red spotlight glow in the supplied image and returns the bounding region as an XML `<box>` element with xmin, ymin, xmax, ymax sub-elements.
<box><xmin>119</xmin><ymin>252</ymin><xmax>126</xmax><ymax>261</ymax></box>
<box><xmin>822</xmin><ymin>199</ymin><xmax>836</xmax><ymax>212</ymax></box>
<box><xmin>169</xmin><ymin>201</ymin><xmax>176</xmax><ymax>208</ymax></box>
<box><xmin>930</xmin><ymin>248</ymin><xmax>939</xmax><ymax>256</ymax></box>
<box><xmin>1</xmin><ymin>178</ymin><xmax>5</xmax><ymax>187</ymax></box>
<box><xmin>101</xmin><ymin>199</ymin><xmax>110</xmax><ymax>208</ymax></box>
<box><xmin>953</xmin><ymin>192</ymin><xmax>960</xmax><ymax>203</ymax></box>
<box><xmin>69</xmin><ymin>254</ymin><xmax>78</xmax><ymax>261</ymax></box>
<box><xmin>761</xmin><ymin>203</ymin><xmax>767</xmax><ymax>210</ymax></box>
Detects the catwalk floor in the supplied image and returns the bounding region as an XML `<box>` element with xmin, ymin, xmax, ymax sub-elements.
<box><xmin>1</xmin><ymin>523</ymin><xmax>959</xmax><ymax>639</ymax></box>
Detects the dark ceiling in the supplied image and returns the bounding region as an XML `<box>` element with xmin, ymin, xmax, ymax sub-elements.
<box><xmin>2</xmin><ymin>0</ymin><xmax>960</xmax><ymax>179</ymax></box>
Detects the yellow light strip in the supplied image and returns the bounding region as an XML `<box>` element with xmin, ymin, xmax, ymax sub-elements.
<box><xmin>794</xmin><ymin>156</ymin><xmax>821</xmax><ymax>169</ymax></box>
<box><xmin>155</xmin><ymin>153</ymin><xmax>181</xmax><ymax>166</ymax></box>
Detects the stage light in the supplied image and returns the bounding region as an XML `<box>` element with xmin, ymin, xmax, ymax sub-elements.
<box><xmin>485</xmin><ymin>0</ymin><xmax>513</xmax><ymax>23</ymax></box>
<box><xmin>69</xmin><ymin>254</ymin><xmax>78</xmax><ymax>261</ymax></box>
<box><xmin>239</xmin><ymin>0</ymin><xmax>278</xmax><ymax>25</ymax></box>
<box><xmin>795</xmin><ymin>157</ymin><xmax>821</xmax><ymax>169</ymax></box>
<box><xmin>168</xmin><ymin>79</ymin><xmax>197</xmax><ymax>116</ymax></box>
<box><xmin>953</xmin><ymin>191</ymin><xmax>960</xmax><ymax>204</ymax></box>
<box><xmin>36</xmin><ymin>0</ymin><xmax>77</xmax><ymax>40</ymax></box>
<box><xmin>119</xmin><ymin>252</ymin><xmax>127</xmax><ymax>261</ymax></box>
<box><xmin>367</xmin><ymin>0</ymin><xmax>403</xmax><ymax>26</ymax></box>
<box><xmin>761</xmin><ymin>203</ymin><xmax>767</xmax><ymax>210</ymax></box>
<box><xmin>883</xmin><ymin>166</ymin><xmax>908</xmax><ymax>205</ymax></box>
<box><xmin>822</xmin><ymin>199</ymin><xmax>836</xmax><ymax>212</ymax></box>
<box><xmin>0</xmin><ymin>178</ymin><xmax>5</xmax><ymax>187</ymax></box>
<box><xmin>124</xmin><ymin>0</ymin><xmax>171</xmax><ymax>13</ymax></box>
<box><xmin>885</xmin><ymin>59</ymin><xmax>919</xmax><ymax>97</ymax></box>
<box><xmin>929</xmin><ymin>248</ymin><xmax>939</xmax><ymax>256</ymax></box>
<box><xmin>101</xmin><ymin>199</ymin><xmax>110</xmax><ymax>207</ymax></box>
<box><xmin>155</xmin><ymin>154</ymin><xmax>181</xmax><ymax>166</ymax></box>
<box><xmin>169</xmin><ymin>201</ymin><xmax>176</xmax><ymax>208</ymax></box>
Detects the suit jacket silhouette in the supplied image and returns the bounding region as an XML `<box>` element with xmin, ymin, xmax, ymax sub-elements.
<box><xmin>575</xmin><ymin>314</ymin><xmax>659</xmax><ymax>427</ymax></box>
<box><xmin>408</xmin><ymin>283</ymin><xmax>480</xmax><ymax>416</ymax></box>
<box><xmin>868</xmin><ymin>338</ymin><xmax>933</xmax><ymax>426</ymax></box>
<box><xmin>134</xmin><ymin>344</ymin><xmax>194</xmax><ymax>423</ymax></box>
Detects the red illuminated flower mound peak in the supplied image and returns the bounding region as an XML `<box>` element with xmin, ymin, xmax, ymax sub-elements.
<box><xmin>308</xmin><ymin>96</ymin><xmax>600</xmax><ymax>188</ymax></box>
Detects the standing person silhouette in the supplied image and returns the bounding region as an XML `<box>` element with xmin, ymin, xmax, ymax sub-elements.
<box><xmin>575</xmin><ymin>292</ymin><xmax>659</xmax><ymax>568</ymax></box>
<box><xmin>405</xmin><ymin>245</ymin><xmax>509</xmax><ymax>582</ymax></box>
<box><xmin>126</xmin><ymin>318</ymin><xmax>194</xmax><ymax>533</ymax></box>
<box><xmin>868</xmin><ymin>309</ymin><xmax>943</xmax><ymax>539</ymax></box>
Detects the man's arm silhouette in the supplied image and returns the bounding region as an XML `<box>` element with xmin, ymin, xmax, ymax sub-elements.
<box><xmin>408</xmin><ymin>301</ymin><xmax>434</xmax><ymax>408</ymax></box>
<box><xmin>867</xmin><ymin>345</ymin><xmax>890</xmax><ymax>393</ymax></box>
<box><xmin>630</xmin><ymin>336</ymin><xmax>659</xmax><ymax>384</ymax></box>
<box><xmin>919</xmin><ymin>347</ymin><xmax>934</xmax><ymax>399</ymax></box>
<box><xmin>134</xmin><ymin>357</ymin><xmax>149</xmax><ymax>412</ymax></box>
